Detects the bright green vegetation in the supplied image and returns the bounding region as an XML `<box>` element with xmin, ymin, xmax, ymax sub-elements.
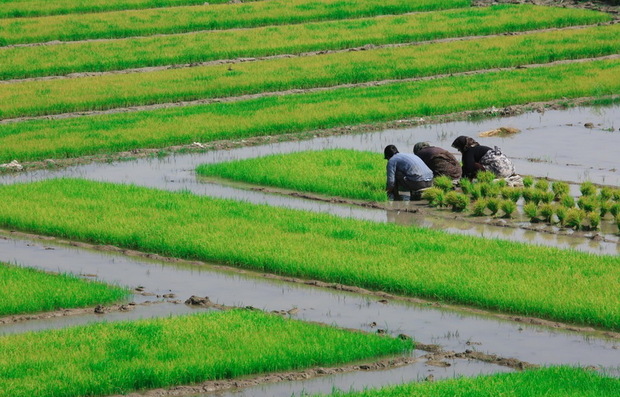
<box><xmin>0</xmin><ymin>179</ymin><xmax>618</xmax><ymax>330</ymax></box>
<box><xmin>1</xmin><ymin>5</ymin><xmax>610</xmax><ymax>79</ymax></box>
<box><xmin>198</xmin><ymin>149</ymin><xmax>386</xmax><ymax>201</ymax></box>
<box><xmin>319</xmin><ymin>367</ymin><xmax>620</xmax><ymax>397</ymax></box>
<box><xmin>4</xmin><ymin>24</ymin><xmax>619</xmax><ymax>119</ymax></box>
<box><xmin>1</xmin><ymin>58</ymin><xmax>618</xmax><ymax>163</ymax></box>
<box><xmin>0</xmin><ymin>309</ymin><xmax>411</xmax><ymax>397</ymax></box>
<box><xmin>0</xmin><ymin>261</ymin><xmax>130</xmax><ymax>316</ymax></box>
<box><xmin>0</xmin><ymin>0</ymin><xmax>470</xmax><ymax>45</ymax></box>
<box><xmin>0</xmin><ymin>0</ymin><xmax>256</xmax><ymax>18</ymax></box>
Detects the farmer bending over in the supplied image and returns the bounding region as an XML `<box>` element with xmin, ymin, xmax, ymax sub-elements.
<box><xmin>413</xmin><ymin>141</ymin><xmax>462</xmax><ymax>180</ymax></box>
<box><xmin>384</xmin><ymin>144</ymin><xmax>433</xmax><ymax>201</ymax></box>
<box><xmin>451</xmin><ymin>136</ymin><xmax>515</xmax><ymax>179</ymax></box>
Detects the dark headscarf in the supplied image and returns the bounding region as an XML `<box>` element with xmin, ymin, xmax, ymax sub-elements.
<box><xmin>451</xmin><ymin>136</ymin><xmax>479</xmax><ymax>152</ymax></box>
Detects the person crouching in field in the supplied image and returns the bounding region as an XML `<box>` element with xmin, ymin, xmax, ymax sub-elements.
<box><xmin>384</xmin><ymin>144</ymin><xmax>433</xmax><ymax>201</ymax></box>
<box><xmin>413</xmin><ymin>141</ymin><xmax>462</xmax><ymax>180</ymax></box>
<box><xmin>451</xmin><ymin>136</ymin><xmax>515</xmax><ymax>179</ymax></box>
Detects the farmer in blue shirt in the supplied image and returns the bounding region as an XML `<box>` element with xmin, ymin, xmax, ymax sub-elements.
<box><xmin>384</xmin><ymin>145</ymin><xmax>433</xmax><ymax>201</ymax></box>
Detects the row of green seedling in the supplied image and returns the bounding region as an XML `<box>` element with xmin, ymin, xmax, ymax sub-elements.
<box><xmin>0</xmin><ymin>178</ymin><xmax>618</xmax><ymax>330</ymax></box>
<box><xmin>1</xmin><ymin>5</ymin><xmax>610</xmax><ymax>79</ymax></box>
<box><xmin>424</xmin><ymin>172</ymin><xmax>620</xmax><ymax>232</ymax></box>
<box><xmin>3</xmin><ymin>24</ymin><xmax>619</xmax><ymax>119</ymax></box>
<box><xmin>0</xmin><ymin>309</ymin><xmax>411</xmax><ymax>397</ymax></box>
<box><xmin>0</xmin><ymin>261</ymin><xmax>129</xmax><ymax>316</ymax></box>
<box><xmin>0</xmin><ymin>0</ymin><xmax>261</xmax><ymax>18</ymax></box>
<box><xmin>1</xmin><ymin>59</ymin><xmax>619</xmax><ymax>164</ymax></box>
<box><xmin>0</xmin><ymin>0</ymin><xmax>469</xmax><ymax>45</ymax></box>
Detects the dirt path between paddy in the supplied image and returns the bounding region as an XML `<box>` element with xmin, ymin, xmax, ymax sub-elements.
<box><xmin>2</xmin><ymin>52</ymin><xmax>618</xmax><ymax>125</ymax></box>
<box><xmin>4</xmin><ymin>229</ymin><xmax>618</xmax><ymax>340</ymax></box>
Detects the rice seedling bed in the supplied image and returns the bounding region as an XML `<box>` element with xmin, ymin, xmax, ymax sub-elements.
<box><xmin>1</xmin><ymin>58</ymin><xmax>618</xmax><ymax>164</ymax></box>
<box><xmin>0</xmin><ymin>178</ymin><xmax>617</xmax><ymax>330</ymax></box>
<box><xmin>0</xmin><ymin>0</ymin><xmax>256</xmax><ymax>18</ymax></box>
<box><xmin>1</xmin><ymin>5</ymin><xmax>610</xmax><ymax>80</ymax></box>
<box><xmin>0</xmin><ymin>0</ymin><xmax>470</xmax><ymax>45</ymax></box>
<box><xmin>0</xmin><ymin>309</ymin><xmax>411</xmax><ymax>397</ymax></box>
<box><xmin>0</xmin><ymin>261</ymin><xmax>130</xmax><ymax>316</ymax></box>
<box><xmin>318</xmin><ymin>367</ymin><xmax>620</xmax><ymax>397</ymax></box>
<box><xmin>4</xmin><ymin>24</ymin><xmax>619</xmax><ymax>119</ymax></box>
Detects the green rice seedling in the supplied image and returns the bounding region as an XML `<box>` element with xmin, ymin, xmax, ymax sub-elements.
<box><xmin>617</xmin><ymin>214</ymin><xmax>620</xmax><ymax>233</ymax></box>
<box><xmin>534</xmin><ymin>179</ymin><xmax>549</xmax><ymax>192</ymax></box>
<box><xmin>471</xmin><ymin>199</ymin><xmax>488</xmax><ymax>216</ymax></box>
<box><xmin>469</xmin><ymin>184</ymin><xmax>483</xmax><ymax>200</ymax></box>
<box><xmin>0</xmin><ymin>262</ymin><xmax>129</xmax><ymax>316</ymax></box>
<box><xmin>321</xmin><ymin>367</ymin><xmax>620</xmax><ymax>397</ymax></box>
<box><xmin>0</xmin><ymin>0</ymin><xmax>260</xmax><ymax>18</ymax></box>
<box><xmin>423</xmin><ymin>188</ymin><xmax>447</xmax><ymax>208</ymax></box>
<box><xmin>580</xmin><ymin>181</ymin><xmax>597</xmax><ymax>196</ymax></box>
<box><xmin>599</xmin><ymin>201</ymin><xmax>612</xmax><ymax>218</ymax></box>
<box><xmin>577</xmin><ymin>196</ymin><xmax>599</xmax><ymax>212</ymax></box>
<box><xmin>500</xmin><ymin>187</ymin><xmax>521</xmax><ymax>203</ymax></box>
<box><xmin>523</xmin><ymin>176</ymin><xmax>534</xmax><ymax>188</ymax></box>
<box><xmin>496</xmin><ymin>179</ymin><xmax>507</xmax><ymax>188</ymax></box>
<box><xmin>598</xmin><ymin>187</ymin><xmax>613</xmax><ymax>201</ymax></box>
<box><xmin>566</xmin><ymin>208</ymin><xmax>585</xmax><ymax>230</ymax></box>
<box><xmin>610</xmin><ymin>202</ymin><xmax>620</xmax><ymax>218</ymax></box>
<box><xmin>476</xmin><ymin>171</ymin><xmax>496</xmax><ymax>184</ymax></box>
<box><xmin>539</xmin><ymin>191</ymin><xmax>555</xmax><ymax>204</ymax></box>
<box><xmin>560</xmin><ymin>194</ymin><xmax>576</xmax><ymax>208</ymax></box>
<box><xmin>486</xmin><ymin>198</ymin><xmax>500</xmax><ymax>216</ymax></box>
<box><xmin>586</xmin><ymin>212</ymin><xmax>601</xmax><ymax>230</ymax></box>
<box><xmin>500</xmin><ymin>199</ymin><xmax>516</xmax><ymax>218</ymax></box>
<box><xmin>524</xmin><ymin>202</ymin><xmax>539</xmax><ymax>222</ymax></box>
<box><xmin>530</xmin><ymin>189</ymin><xmax>545</xmax><ymax>205</ymax></box>
<box><xmin>0</xmin><ymin>0</ymin><xmax>470</xmax><ymax>46</ymax></box>
<box><xmin>613</xmin><ymin>189</ymin><xmax>620</xmax><ymax>201</ymax></box>
<box><xmin>0</xmin><ymin>179</ymin><xmax>619</xmax><ymax>329</ymax></box>
<box><xmin>459</xmin><ymin>178</ymin><xmax>473</xmax><ymax>196</ymax></box>
<box><xmin>538</xmin><ymin>203</ymin><xmax>554</xmax><ymax>223</ymax></box>
<box><xmin>551</xmin><ymin>181</ymin><xmax>570</xmax><ymax>200</ymax></box>
<box><xmin>433</xmin><ymin>176</ymin><xmax>454</xmax><ymax>193</ymax></box>
<box><xmin>1</xmin><ymin>59</ymin><xmax>620</xmax><ymax>165</ymax></box>
<box><xmin>445</xmin><ymin>192</ymin><xmax>469</xmax><ymax>212</ymax></box>
<box><xmin>1</xmin><ymin>5</ymin><xmax>612</xmax><ymax>80</ymax></box>
<box><xmin>554</xmin><ymin>205</ymin><xmax>567</xmax><ymax>227</ymax></box>
<box><xmin>479</xmin><ymin>182</ymin><xmax>500</xmax><ymax>199</ymax></box>
<box><xmin>0</xmin><ymin>309</ymin><xmax>412</xmax><ymax>397</ymax></box>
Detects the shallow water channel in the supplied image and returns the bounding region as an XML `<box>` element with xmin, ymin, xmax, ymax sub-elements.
<box><xmin>0</xmin><ymin>105</ymin><xmax>619</xmax><ymax>395</ymax></box>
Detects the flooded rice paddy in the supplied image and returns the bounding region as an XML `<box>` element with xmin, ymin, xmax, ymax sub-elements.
<box><xmin>0</xmin><ymin>105</ymin><xmax>619</xmax><ymax>394</ymax></box>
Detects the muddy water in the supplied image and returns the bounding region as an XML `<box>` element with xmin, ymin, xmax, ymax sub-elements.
<box><xmin>1</xmin><ymin>105</ymin><xmax>619</xmax><ymax>254</ymax></box>
<box><xmin>1</xmin><ymin>235</ymin><xmax>618</xmax><ymax>375</ymax></box>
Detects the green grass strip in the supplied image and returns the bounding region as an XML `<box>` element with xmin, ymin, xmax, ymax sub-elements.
<box><xmin>197</xmin><ymin>149</ymin><xmax>386</xmax><ymax>201</ymax></box>
<box><xmin>0</xmin><ymin>178</ymin><xmax>618</xmax><ymax>330</ymax></box>
<box><xmin>0</xmin><ymin>5</ymin><xmax>610</xmax><ymax>79</ymax></box>
<box><xmin>0</xmin><ymin>309</ymin><xmax>412</xmax><ymax>397</ymax></box>
<box><xmin>1</xmin><ymin>59</ymin><xmax>618</xmax><ymax>164</ymax></box>
<box><xmin>3</xmin><ymin>24</ymin><xmax>619</xmax><ymax>119</ymax></box>
<box><xmin>0</xmin><ymin>0</ymin><xmax>470</xmax><ymax>45</ymax></box>
<box><xmin>0</xmin><ymin>0</ymin><xmax>262</xmax><ymax>19</ymax></box>
<box><xmin>319</xmin><ymin>367</ymin><xmax>620</xmax><ymax>397</ymax></box>
<box><xmin>0</xmin><ymin>261</ymin><xmax>130</xmax><ymax>316</ymax></box>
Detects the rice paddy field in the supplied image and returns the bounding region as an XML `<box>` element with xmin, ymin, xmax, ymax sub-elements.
<box><xmin>1</xmin><ymin>0</ymin><xmax>619</xmax><ymax>396</ymax></box>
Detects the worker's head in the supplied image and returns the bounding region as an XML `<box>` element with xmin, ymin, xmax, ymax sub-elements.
<box><xmin>413</xmin><ymin>142</ymin><xmax>430</xmax><ymax>155</ymax></box>
<box><xmin>451</xmin><ymin>136</ymin><xmax>479</xmax><ymax>153</ymax></box>
<box><xmin>384</xmin><ymin>145</ymin><xmax>399</xmax><ymax>160</ymax></box>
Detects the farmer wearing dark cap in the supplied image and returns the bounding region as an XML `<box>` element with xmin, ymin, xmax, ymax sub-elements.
<box><xmin>451</xmin><ymin>136</ymin><xmax>515</xmax><ymax>179</ymax></box>
<box><xmin>413</xmin><ymin>142</ymin><xmax>462</xmax><ymax>180</ymax></box>
<box><xmin>384</xmin><ymin>145</ymin><xmax>433</xmax><ymax>201</ymax></box>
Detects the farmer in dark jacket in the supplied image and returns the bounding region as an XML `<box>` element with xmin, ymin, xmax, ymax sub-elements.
<box><xmin>451</xmin><ymin>136</ymin><xmax>515</xmax><ymax>179</ymax></box>
<box><xmin>413</xmin><ymin>142</ymin><xmax>462</xmax><ymax>179</ymax></box>
<box><xmin>384</xmin><ymin>145</ymin><xmax>433</xmax><ymax>201</ymax></box>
